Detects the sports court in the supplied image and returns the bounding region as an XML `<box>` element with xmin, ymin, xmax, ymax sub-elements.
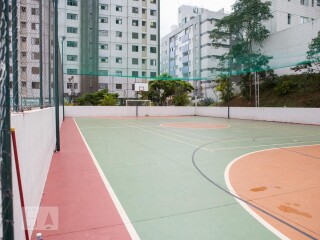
<box><xmin>34</xmin><ymin>116</ymin><xmax>320</xmax><ymax>240</ymax></box>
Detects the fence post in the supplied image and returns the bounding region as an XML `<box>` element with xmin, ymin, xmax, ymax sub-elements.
<box><xmin>1</xmin><ymin>0</ymin><xmax>15</xmax><ymax>238</ymax></box>
<box><xmin>54</xmin><ymin>0</ymin><xmax>60</xmax><ymax>151</ymax></box>
<box><xmin>12</xmin><ymin>0</ymin><xmax>19</xmax><ymax>111</ymax></box>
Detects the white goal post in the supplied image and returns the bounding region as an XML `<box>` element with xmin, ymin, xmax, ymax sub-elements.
<box><xmin>126</xmin><ymin>100</ymin><xmax>151</xmax><ymax>117</ymax></box>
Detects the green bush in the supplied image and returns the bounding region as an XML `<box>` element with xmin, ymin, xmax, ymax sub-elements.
<box><xmin>275</xmin><ymin>79</ymin><xmax>297</xmax><ymax>96</ymax></box>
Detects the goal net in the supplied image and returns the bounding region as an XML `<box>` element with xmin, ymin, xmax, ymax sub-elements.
<box><xmin>126</xmin><ymin>100</ymin><xmax>151</xmax><ymax>117</ymax></box>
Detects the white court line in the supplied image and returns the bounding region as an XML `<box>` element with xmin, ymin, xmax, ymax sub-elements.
<box><xmin>224</xmin><ymin>144</ymin><xmax>320</xmax><ymax>240</ymax></box>
<box><xmin>73</xmin><ymin>119</ymin><xmax>141</xmax><ymax>240</ymax></box>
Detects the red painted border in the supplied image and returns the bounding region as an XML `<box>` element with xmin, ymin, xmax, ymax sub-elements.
<box><xmin>31</xmin><ymin>118</ymin><xmax>131</xmax><ymax>240</ymax></box>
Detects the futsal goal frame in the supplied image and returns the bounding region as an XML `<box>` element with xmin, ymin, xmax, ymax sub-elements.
<box><xmin>126</xmin><ymin>100</ymin><xmax>151</xmax><ymax>117</ymax></box>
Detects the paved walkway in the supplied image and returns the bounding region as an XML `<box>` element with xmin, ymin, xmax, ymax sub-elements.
<box><xmin>31</xmin><ymin>118</ymin><xmax>131</xmax><ymax>240</ymax></box>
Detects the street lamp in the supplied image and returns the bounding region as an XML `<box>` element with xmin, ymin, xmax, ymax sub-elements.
<box><xmin>61</xmin><ymin>36</ymin><xmax>66</xmax><ymax>120</ymax></box>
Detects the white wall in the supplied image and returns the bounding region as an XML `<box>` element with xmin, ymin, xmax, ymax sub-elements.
<box><xmin>66</xmin><ymin>106</ymin><xmax>320</xmax><ymax>125</ymax></box>
<box><xmin>10</xmin><ymin>107</ymin><xmax>57</xmax><ymax>240</ymax></box>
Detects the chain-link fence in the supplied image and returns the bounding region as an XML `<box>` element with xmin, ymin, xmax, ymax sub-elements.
<box><xmin>1</xmin><ymin>0</ymin><xmax>63</xmax><ymax>239</ymax></box>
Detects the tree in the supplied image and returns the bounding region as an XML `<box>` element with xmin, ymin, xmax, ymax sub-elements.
<box><xmin>292</xmin><ymin>32</ymin><xmax>320</xmax><ymax>74</ymax></box>
<box><xmin>210</xmin><ymin>0</ymin><xmax>273</xmax><ymax>102</ymax></box>
<box><xmin>144</xmin><ymin>73</ymin><xmax>194</xmax><ymax>106</ymax></box>
<box><xmin>215</xmin><ymin>75</ymin><xmax>233</xmax><ymax>102</ymax></box>
<box><xmin>76</xmin><ymin>89</ymin><xmax>119</xmax><ymax>106</ymax></box>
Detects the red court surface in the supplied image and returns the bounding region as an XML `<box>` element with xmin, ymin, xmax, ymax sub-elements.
<box><xmin>31</xmin><ymin>118</ymin><xmax>131</xmax><ymax>240</ymax></box>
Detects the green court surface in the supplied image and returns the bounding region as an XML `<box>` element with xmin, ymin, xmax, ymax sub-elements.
<box><xmin>75</xmin><ymin>116</ymin><xmax>320</xmax><ymax>240</ymax></box>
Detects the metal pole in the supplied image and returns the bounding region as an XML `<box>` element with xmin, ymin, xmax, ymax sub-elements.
<box><xmin>48</xmin><ymin>0</ymin><xmax>52</xmax><ymax>106</ymax></box>
<box><xmin>12</xmin><ymin>0</ymin><xmax>19</xmax><ymax>111</ymax></box>
<box><xmin>39</xmin><ymin>0</ymin><xmax>44</xmax><ymax>108</ymax></box>
<box><xmin>228</xmin><ymin>55</ymin><xmax>232</xmax><ymax>119</ymax></box>
<box><xmin>61</xmin><ymin>36</ymin><xmax>65</xmax><ymax>120</ymax></box>
<box><xmin>54</xmin><ymin>0</ymin><xmax>60</xmax><ymax>151</ymax></box>
<box><xmin>1</xmin><ymin>0</ymin><xmax>14</xmax><ymax>238</ymax></box>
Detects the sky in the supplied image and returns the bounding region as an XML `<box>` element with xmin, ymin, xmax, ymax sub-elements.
<box><xmin>160</xmin><ymin>0</ymin><xmax>237</xmax><ymax>37</ymax></box>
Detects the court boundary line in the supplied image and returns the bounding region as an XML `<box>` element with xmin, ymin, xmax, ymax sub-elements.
<box><xmin>73</xmin><ymin>118</ymin><xmax>141</xmax><ymax>240</ymax></box>
<box><xmin>224</xmin><ymin>144</ymin><xmax>320</xmax><ymax>240</ymax></box>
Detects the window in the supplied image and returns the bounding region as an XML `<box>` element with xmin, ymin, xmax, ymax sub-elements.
<box><xmin>116</xmin><ymin>58</ymin><xmax>122</xmax><ymax>63</ymax></box>
<box><xmin>20</xmin><ymin>6</ymin><xmax>26</xmax><ymax>12</ymax></box>
<box><xmin>99</xmin><ymin>83</ymin><xmax>108</xmax><ymax>89</ymax></box>
<box><xmin>132</xmin><ymin>32</ymin><xmax>139</xmax><ymax>39</ymax></box>
<box><xmin>142</xmin><ymin>46</ymin><xmax>146</xmax><ymax>51</ymax></box>
<box><xmin>312</xmin><ymin>0</ymin><xmax>314</xmax><ymax>6</ymax></box>
<box><xmin>116</xmin><ymin>44</ymin><xmax>123</xmax><ymax>50</ymax></box>
<box><xmin>116</xmin><ymin>31</ymin><xmax>122</xmax><ymax>37</ymax></box>
<box><xmin>67</xmin><ymin>69</ymin><xmax>78</xmax><ymax>74</ymax></box>
<box><xmin>150</xmin><ymin>59</ymin><xmax>156</xmax><ymax>66</ymax></box>
<box><xmin>31</xmin><ymin>52</ymin><xmax>40</xmax><ymax>60</ymax></box>
<box><xmin>100</xmin><ymin>44</ymin><xmax>108</xmax><ymax>50</ymax></box>
<box><xmin>142</xmin><ymin>21</ymin><xmax>147</xmax><ymax>26</ymax></box>
<box><xmin>99</xmin><ymin>30</ymin><xmax>108</xmax><ymax>36</ymax></box>
<box><xmin>132</xmin><ymin>20</ymin><xmax>139</xmax><ymax>26</ymax></box>
<box><xmin>100</xmin><ymin>57</ymin><xmax>108</xmax><ymax>63</ymax></box>
<box><xmin>67</xmin><ymin>41</ymin><xmax>78</xmax><ymax>47</ymax></box>
<box><xmin>31</xmin><ymin>38</ymin><xmax>39</xmax><ymax>45</ymax></box>
<box><xmin>150</xmin><ymin>21</ymin><xmax>156</xmax><ymax>28</ymax></box>
<box><xmin>288</xmin><ymin>14</ymin><xmax>291</xmax><ymax>24</ymax></box>
<box><xmin>31</xmin><ymin>23</ymin><xmax>39</xmax><ymax>30</ymax></box>
<box><xmin>142</xmin><ymin>59</ymin><xmax>146</xmax><ymax>64</ymax></box>
<box><xmin>150</xmin><ymin>72</ymin><xmax>157</xmax><ymax>78</ymax></box>
<box><xmin>116</xmin><ymin>5</ymin><xmax>122</xmax><ymax>12</ymax></box>
<box><xmin>132</xmin><ymin>58</ymin><xmax>139</xmax><ymax>65</ymax></box>
<box><xmin>300</xmin><ymin>16</ymin><xmax>309</xmax><ymax>23</ymax></box>
<box><xmin>116</xmin><ymin>71</ymin><xmax>122</xmax><ymax>76</ymax></box>
<box><xmin>150</xmin><ymin>10</ymin><xmax>156</xmax><ymax>16</ymax></box>
<box><xmin>132</xmin><ymin>7</ymin><xmax>139</xmax><ymax>14</ymax></box>
<box><xmin>150</xmin><ymin>47</ymin><xmax>157</xmax><ymax>53</ymax></box>
<box><xmin>99</xmin><ymin>70</ymin><xmax>109</xmax><ymax>76</ymax></box>
<box><xmin>300</xmin><ymin>0</ymin><xmax>308</xmax><ymax>5</ymax></box>
<box><xmin>116</xmin><ymin>18</ymin><xmax>122</xmax><ymax>24</ymax></box>
<box><xmin>150</xmin><ymin>0</ymin><xmax>156</xmax><ymax>3</ymax></box>
<box><xmin>142</xmin><ymin>33</ymin><xmax>146</xmax><ymax>39</ymax></box>
<box><xmin>132</xmin><ymin>71</ymin><xmax>139</xmax><ymax>77</ymax></box>
<box><xmin>21</xmin><ymin>66</ymin><xmax>27</xmax><ymax>72</ymax></box>
<box><xmin>116</xmin><ymin>84</ymin><xmax>122</xmax><ymax>89</ymax></box>
<box><xmin>32</xmin><ymin>82</ymin><xmax>40</xmax><ymax>89</ymax></box>
<box><xmin>142</xmin><ymin>71</ymin><xmax>146</xmax><ymax>77</ymax></box>
<box><xmin>150</xmin><ymin>34</ymin><xmax>156</xmax><ymax>41</ymax></box>
<box><xmin>67</xmin><ymin>0</ymin><xmax>78</xmax><ymax>6</ymax></box>
<box><xmin>100</xmin><ymin>4</ymin><xmax>108</xmax><ymax>10</ymax></box>
<box><xmin>67</xmin><ymin>27</ymin><xmax>78</xmax><ymax>34</ymax></box>
<box><xmin>132</xmin><ymin>45</ymin><xmax>139</xmax><ymax>52</ymax></box>
<box><xmin>318</xmin><ymin>0</ymin><xmax>320</xmax><ymax>6</ymax></box>
<box><xmin>67</xmin><ymin>13</ymin><xmax>78</xmax><ymax>20</ymax></box>
<box><xmin>20</xmin><ymin>22</ymin><xmax>27</xmax><ymax>29</ymax></box>
<box><xmin>32</xmin><ymin>67</ymin><xmax>39</xmax><ymax>74</ymax></box>
<box><xmin>100</xmin><ymin>17</ymin><xmax>108</xmax><ymax>23</ymax></box>
<box><xmin>31</xmin><ymin>8</ymin><xmax>39</xmax><ymax>15</ymax></box>
<box><xmin>67</xmin><ymin>55</ymin><xmax>78</xmax><ymax>61</ymax></box>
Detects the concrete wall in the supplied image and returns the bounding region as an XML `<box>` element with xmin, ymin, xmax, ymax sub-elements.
<box><xmin>66</xmin><ymin>106</ymin><xmax>320</xmax><ymax>125</ymax></box>
<box><xmin>10</xmin><ymin>107</ymin><xmax>58</xmax><ymax>239</ymax></box>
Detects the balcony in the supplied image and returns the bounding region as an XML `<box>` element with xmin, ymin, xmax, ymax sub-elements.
<box><xmin>181</xmin><ymin>45</ymin><xmax>189</xmax><ymax>53</ymax></box>
<box><xmin>181</xmin><ymin>34</ymin><xmax>189</xmax><ymax>43</ymax></box>
<box><xmin>182</xmin><ymin>55</ymin><xmax>189</xmax><ymax>63</ymax></box>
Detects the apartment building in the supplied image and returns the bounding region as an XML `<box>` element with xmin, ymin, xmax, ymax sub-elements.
<box><xmin>264</xmin><ymin>0</ymin><xmax>320</xmax><ymax>33</ymax></box>
<box><xmin>8</xmin><ymin>0</ymin><xmax>52</xmax><ymax>106</ymax></box>
<box><xmin>160</xmin><ymin>5</ymin><xmax>229</xmax><ymax>99</ymax></box>
<box><xmin>59</xmin><ymin>0</ymin><xmax>160</xmax><ymax>99</ymax></box>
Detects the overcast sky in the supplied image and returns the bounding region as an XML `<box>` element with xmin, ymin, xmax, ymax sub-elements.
<box><xmin>160</xmin><ymin>0</ymin><xmax>236</xmax><ymax>37</ymax></box>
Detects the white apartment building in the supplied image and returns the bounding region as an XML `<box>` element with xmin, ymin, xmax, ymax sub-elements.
<box><xmin>259</xmin><ymin>0</ymin><xmax>320</xmax><ymax>74</ymax></box>
<box><xmin>263</xmin><ymin>0</ymin><xmax>320</xmax><ymax>33</ymax></box>
<box><xmin>59</xmin><ymin>0</ymin><xmax>160</xmax><ymax>99</ymax></box>
<box><xmin>8</xmin><ymin>0</ymin><xmax>52</xmax><ymax>106</ymax></box>
<box><xmin>160</xmin><ymin>5</ymin><xmax>229</xmax><ymax>99</ymax></box>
